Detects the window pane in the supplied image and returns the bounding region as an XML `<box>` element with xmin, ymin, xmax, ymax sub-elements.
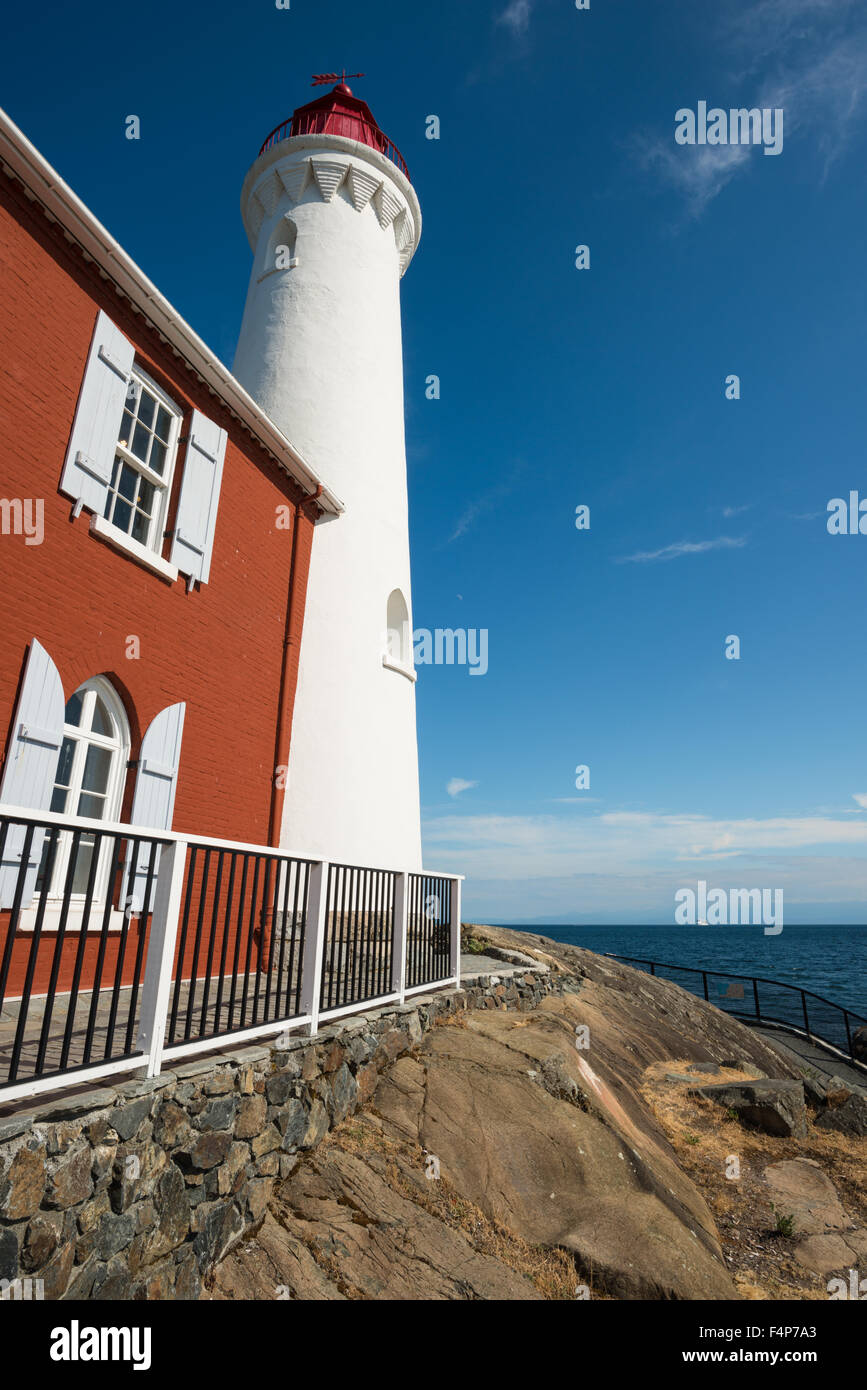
<box><xmin>118</xmin><ymin>463</ymin><xmax>138</xmax><ymax>503</ymax></box>
<box><xmin>113</xmin><ymin>498</ymin><xmax>132</xmax><ymax>535</ymax></box>
<box><xmin>137</xmin><ymin>389</ymin><xmax>156</xmax><ymax>430</ymax></box>
<box><xmin>71</xmin><ymin>835</ymin><xmax>97</xmax><ymax>895</ymax></box>
<box><xmin>81</xmin><ymin>744</ymin><xmax>112</xmax><ymax>795</ymax></box>
<box><xmin>63</xmin><ymin>693</ymin><xmax>83</xmax><ymax>728</ymax></box>
<box><xmin>132</xmin><ymin>509</ymin><xmax>150</xmax><ymax>545</ymax></box>
<box><xmin>131</xmin><ymin>422</ymin><xmax>150</xmax><ymax>462</ymax></box>
<box><xmin>155</xmin><ymin>405</ymin><xmax>172</xmax><ymax>442</ymax></box>
<box><xmin>149</xmin><ymin>438</ymin><xmax>167</xmax><ymax>476</ymax></box>
<box><xmin>49</xmin><ymin>786</ymin><xmax>69</xmax><ymax>814</ymax></box>
<box><xmin>91</xmin><ymin>695</ymin><xmax>112</xmax><ymax>737</ymax></box>
<box><xmin>138</xmin><ymin>479</ymin><xmax>155</xmax><ymax>515</ymax></box>
<box><xmin>118</xmin><ymin>410</ymin><xmax>135</xmax><ymax>449</ymax></box>
<box><xmin>77</xmin><ymin>792</ymin><xmax>106</xmax><ymax>820</ymax></box>
<box><xmin>54</xmin><ymin>735</ymin><xmax>75</xmax><ymax>786</ymax></box>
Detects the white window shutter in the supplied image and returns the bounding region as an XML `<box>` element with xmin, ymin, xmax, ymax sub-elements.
<box><xmin>124</xmin><ymin>702</ymin><xmax>185</xmax><ymax>912</ymax></box>
<box><xmin>59</xmin><ymin>310</ymin><xmax>135</xmax><ymax>514</ymax></box>
<box><xmin>0</xmin><ymin>640</ymin><xmax>65</xmax><ymax>910</ymax></box>
<box><xmin>170</xmin><ymin>410</ymin><xmax>227</xmax><ymax>584</ymax></box>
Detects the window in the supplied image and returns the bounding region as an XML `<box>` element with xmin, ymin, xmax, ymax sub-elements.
<box><xmin>383</xmin><ymin>588</ymin><xmax>416</xmax><ymax>681</ymax></box>
<box><xmin>60</xmin><ymin>311</ymin><xmax>226</xmax><ymax>586</ymax></box>
<box><xmin>103</xmin><ymin>368</ymin><xmax>181</xmax><ymax>552</ymax></box>
<box><xmin>36</xmin><ymin>677</ymin><xmax>130</xmax><ymax>900</ymax></box>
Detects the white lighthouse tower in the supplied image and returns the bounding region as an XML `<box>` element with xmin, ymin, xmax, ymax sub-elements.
<box><xmin>232</xmin><ymin>80</ymin><xmax>423</xmax><ymax>871</ymax></box>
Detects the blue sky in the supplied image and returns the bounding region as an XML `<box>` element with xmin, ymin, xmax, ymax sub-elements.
<box><xmin>4</xmin><ymin>0</ymin><xmax>867</xmax><ymax>923</ymax></box>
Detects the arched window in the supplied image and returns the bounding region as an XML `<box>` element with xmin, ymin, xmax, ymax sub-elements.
<box><xmin>37</xmin><ymin>677</ymin><xmax>130</xmax><ymax>899</ymax></box>
<box><xmin>259</xmin><ymin>215</ymin><xmax>298</xmax><ymax>282</ymax></box>
<box><xmin>384</xmin><ymin>588</ymin><xmax>417</xmax><ymax>681</ymax></box>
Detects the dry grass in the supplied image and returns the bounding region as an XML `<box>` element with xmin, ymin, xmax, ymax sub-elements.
<box><xmin>640</xmin><ymin>1060</ymin><xmax>867</xmax><ymax>1300</ymax></box>
<box><xmin>315</xmin><ymin>1111</ymin><xmax>588</xmax><ymax>1300</ymax></box>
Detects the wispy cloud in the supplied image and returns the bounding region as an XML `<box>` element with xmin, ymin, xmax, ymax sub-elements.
<box><xmin>722</xmin><ymin>503</ymin><xmax>752</xmax><ymax>518</ymax></box>
<box><xmin>632</xmin><ymin>135</ymin><xmax>751</xmax><ymax>220</ymax></box>
<box><xmin>853</xmin><ymin>793</ymin><xmax>867</xmax><ymax>809</ymax></box>
<box><xmin>447</xmin><ymin>778</ymin><xmax>478</xmax><ymax>798</ymax></box>
<box><xmin>448</xmin><ymin>462</ymin><xmax>524</xmax><ymax>542</ymax></box>
<box><xmin>496</xmin><ymin>0</ymin><xmax>534</xmax><ymax>37</ymax></box>
<box><xmin>632</xmin><ymin>0</ymin><xmax>867</xmax><ymax>215</ymax></box>
<box><xmin>422</xmin><ymin>806</ymin><xmax>867</xmax><ymax>917</ymax></box>
<box><xmin>615</xmin><ymin>535</ymin><xmax>746</xmax><ymax>564</ymax></box>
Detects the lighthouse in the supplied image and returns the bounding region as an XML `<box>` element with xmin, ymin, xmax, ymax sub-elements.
<box><xmin>232</xmin><ymin>79</ymin><xmax>423</xmax><ymax>871</ymax></box>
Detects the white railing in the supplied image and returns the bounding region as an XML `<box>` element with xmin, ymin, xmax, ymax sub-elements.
<box><xmin>0</xmin><ymin>804</ymin><xmax>462</xmax><ymax>1104</ymax></box>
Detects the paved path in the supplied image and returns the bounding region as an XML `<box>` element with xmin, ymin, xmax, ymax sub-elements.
<box><xmin>753</xmin><ymin>1024</ymin><xmax>866</xmax><ymax>1091</ymax></box>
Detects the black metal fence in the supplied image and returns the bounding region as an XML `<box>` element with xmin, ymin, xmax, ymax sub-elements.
<box><xmin>406</xmin><ymin>873</ymin><xmax>452</xmax><ymax>990</ymax></box>
<box><xmin>165</xmin><ymin>846</ymin><xmax>312</xmax><ymax>1050</ymax></box>
<box><xmin>0</xmin><ymin>806</ymin><xmax>460</xmax><ymax>1098</ymax></box>
<box><xmin>319</xmin><ymin>863</ymin><xmax>397</xmax><ymax>1013</ymax></box>
<box><xmin>0</xmin><ymin>811</ymin><xmax>167</xmax><ymax>1088</ymax></box>
<box><xmin>605</xmin><ymin>954</ymin><xmax>866</xmax><ymax>1061</ymax></box>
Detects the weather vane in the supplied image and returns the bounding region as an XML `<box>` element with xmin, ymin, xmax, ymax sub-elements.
<box><xmin>311</xmin><ymin>70</ymin><xmax>365</xmax><ymax>87</ymax></box>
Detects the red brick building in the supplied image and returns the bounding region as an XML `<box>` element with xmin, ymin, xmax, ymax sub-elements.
<box><xmin>0</xmin><ymin>112</ymin><xmax>342</xmax><ymax>989</ymax></box>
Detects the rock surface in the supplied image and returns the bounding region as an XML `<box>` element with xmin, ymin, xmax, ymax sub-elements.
<box><xmin>692</xmin><ymin>1080</ymin><xmax>808</xmax><ymax>1138</ymax></box>
<box><xmin>212</xmin><ymin>929</ymin><xmax>815</xmax><ymax>1301</ymax></box>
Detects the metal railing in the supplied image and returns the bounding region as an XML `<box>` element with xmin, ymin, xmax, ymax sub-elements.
<box><xmin>406</xmin><ymin>873</ymin><xmax>453</xmax><ymax>992</ymax></box>
<box><xmin>258</xmin><ymin>111</ymin><xmax>410</xmax><ymax>180</ymax></box>
<box><xmin>319</xmin><ymin>864</ymin><xmax>397</xmax><ymax>1015</ymax></box>
<box><xmin>0</xmin><ymin>805</ymin><xmax>462</xmax><ymax>1103</ymax></box>
<box><xmin>605</xmin><ymin>954</ymin><xmax>866</xmax><ymax>1062</ymax></box>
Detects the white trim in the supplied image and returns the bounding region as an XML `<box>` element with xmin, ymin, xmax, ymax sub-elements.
<box><xmin>318</xmin><ymin>991</ymin><xmax>401</xmax><ymax>1023</ymax></box>
<box><xmin>381</xmin><ymin>655</ymin><xmax>418</xmax><ymax>683</ymax></box>
<box><xmin>403</xmin><ymin>977</ymin><xmax>454</xmax><ymax>999</ymax></box>
<box><xmin>107</xmin><ymin>363</ymin><xmax>182</xmax><ymax>556</ymax></box>
<box><xmin>160</xmin><ymin>1014</ymin><xmax>312</xmax><ymax>1064</ymax></box>
<box><xmin>0</xmin><ymin>105</ymin><xmax>343</xmax><ymax>519</ymax></box>
<box><xmin>0</xmin><ymin>1053</ymin><xmax>146</xmax><ymax>1106</ymax></box>
<box><xmin>89</xmin><ymin>514</ymin><xmax>179</xmax><ymax>582</ymax></box>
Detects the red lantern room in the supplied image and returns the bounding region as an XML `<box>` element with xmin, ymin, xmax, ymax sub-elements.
<box><xmin>259</xmin><ymin>76</ymin><xmax>410</xmax><ymax>180</ymax></box>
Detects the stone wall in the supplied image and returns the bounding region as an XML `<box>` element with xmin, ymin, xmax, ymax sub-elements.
<box><xmin>0</xmin><ymin>963</ymin><xmax>558</xmax><ymax>1300</ymax></box>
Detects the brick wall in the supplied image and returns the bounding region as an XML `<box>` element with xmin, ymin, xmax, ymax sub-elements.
<box><xmin>0</xmin><ymin>167</ymin><xmax>317</xmax><ymax>850</ymax></box>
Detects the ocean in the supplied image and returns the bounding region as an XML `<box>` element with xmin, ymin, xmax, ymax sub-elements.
<box><xmin>491</xmin><ymin>923</ymin><xmax>867</xmax><ymax>1017</ymax></box>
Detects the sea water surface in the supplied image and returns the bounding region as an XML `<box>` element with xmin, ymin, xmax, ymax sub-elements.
<box><xmin>492</xmin><ymin>923</ymin><xmax>867</xmax><ymax>1017</ymax></box>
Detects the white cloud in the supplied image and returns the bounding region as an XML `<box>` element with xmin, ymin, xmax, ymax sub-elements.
<box><xmin>422</xmin><ymin>806</ymin><xmax>867</xmax><ymax>917</ymax></box>
<box><xmin>632</xmin><ymin>135</ymin><xmax>752</xmax><ymax>219</ymax></box>
<box><xmin>447</xmin><ymin>778</ymin><xmax>478</xmax><ymax>798</ymax></box>
<box><xmin>853</xmin><ymin>793</ymin><xmax>867</xmax><ymax>809</ymax></box>
<box><xmin>496</xmin><ymin>0</ymin><xmax>534</xmax><ymax>36</ymax></box>
<box><xmin>632</xmin><ymin>2</ymin><xmax>867</xmax><ymax>215</ymax></box>
<box><xmin>615</xmin><ymin>535</ymin><xmax>746</xmax><ymax>564</ymax></box>
<box><xmin>722</xmin><ymin>504</ymin><xmax>752</xmax><ymax>518</ymax></box>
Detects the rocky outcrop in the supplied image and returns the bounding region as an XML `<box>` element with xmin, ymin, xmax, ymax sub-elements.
<box><xmin>815</xmin><ymin>1093</ymin><xmax>867</xmax><ymax>1137</ymax></box>
<box><xmin>691</xmin><ymin>1080</ymin><xmax>808</xmax><ymax>1138</ymax></box>
<box><xmin>213</xmin><ymin>928</ymin><xmax>828</xmax><ymax>1301</ymax></box>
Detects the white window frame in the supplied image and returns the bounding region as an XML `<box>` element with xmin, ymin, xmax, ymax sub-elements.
<box><xmin>100</xmin><ymin>365</ymin><xmax>183</xmax><ymax>561</ymax></box>
<box><xmin>20</xmin><ymin>678</ymin><xmax>131</xmax><ymax>931</ymax></box>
